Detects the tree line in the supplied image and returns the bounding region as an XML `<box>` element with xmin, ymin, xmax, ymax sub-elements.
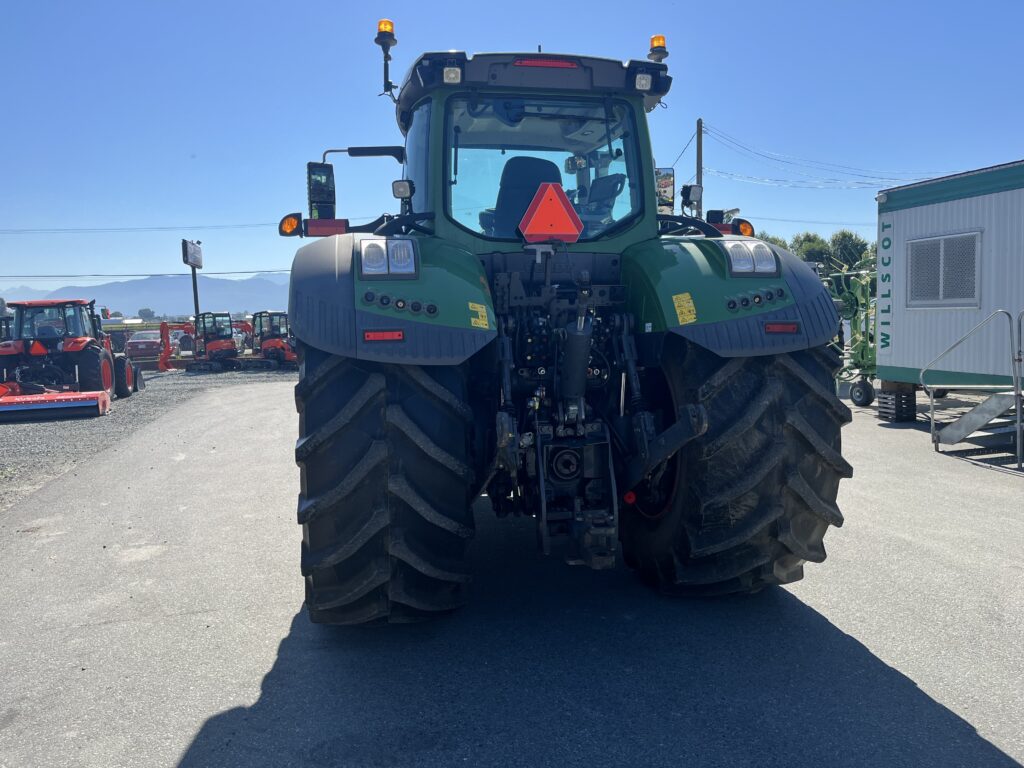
<box><xmin>756</xmin><ymin>229</ymin><xmax>874</xmax><ymax>272</ymax></box>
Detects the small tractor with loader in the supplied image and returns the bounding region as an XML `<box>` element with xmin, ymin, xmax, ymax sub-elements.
<box><xmin>252</xmin><ymin>311</ymin><xmax>297</xmax><ymax>367</ymax></box>
<box><xmin>278</xmin><ymin>23</ymin><xmax>852</xmax><ymax>624</ymax></box>
<box><xmin>0</xmin><ymin>299</ymin><xmax>141</xmax><ymax>419</ymax></box>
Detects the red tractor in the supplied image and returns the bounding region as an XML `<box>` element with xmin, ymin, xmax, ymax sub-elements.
<box><xmin>252</xmin><ymin>311</ymin><xmax>296</xmax><ymax>367</ymax></box>
<box><xmin>0</xmin><ymin>299</ymin><xmax>141</xmax><ymax>418</ymax></box>
<box><xmin>186</xmin><ymin>311</ymin><xmax>238</xmax><ymax>372</ymax></box>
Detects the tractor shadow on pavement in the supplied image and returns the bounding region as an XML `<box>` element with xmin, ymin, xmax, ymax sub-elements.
<box><xmin>178</xmin><ymin>512</ymin><xmax>1017</xmax><ymax>768</ymax></box>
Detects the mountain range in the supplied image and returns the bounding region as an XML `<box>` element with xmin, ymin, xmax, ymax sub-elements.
<box><xmin>1</xmin><ymin>274</ymin><xmax>289</xmax><ymax>316</ymax></box>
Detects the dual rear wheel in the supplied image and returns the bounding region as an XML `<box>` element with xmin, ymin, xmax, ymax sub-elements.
<box><xmin>294</xmin><ymin>339</ymin><xmax>851</xmax><ymax>624</ymax></box>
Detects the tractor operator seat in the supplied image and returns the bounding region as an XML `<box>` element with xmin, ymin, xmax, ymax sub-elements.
<box><xmin>488</xmin><ymin>156</ymin><xmax>563</xmax><ymax>238</ymax></box>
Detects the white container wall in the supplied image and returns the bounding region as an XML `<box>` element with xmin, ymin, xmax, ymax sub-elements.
<box><xmin>876</xmin><ymin>162</ymin><xmax>1024</xmax><ymax>386</ymax></box>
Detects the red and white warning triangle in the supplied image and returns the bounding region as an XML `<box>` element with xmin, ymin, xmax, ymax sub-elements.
<box><xmin>518</xmin><ymin>183</ymin><xmax>584</xmax><ymax>244</ymax></box>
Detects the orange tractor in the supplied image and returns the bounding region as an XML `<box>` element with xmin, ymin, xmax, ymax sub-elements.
<box><xmin>0</xmin><ymin>299</ymin><xmax>141</xmax><ymax>418</ymax></box>
<box><xmin>251</xmin><ymin>311</ymin><xmax>296</xmax><ymax>368</ymax></box>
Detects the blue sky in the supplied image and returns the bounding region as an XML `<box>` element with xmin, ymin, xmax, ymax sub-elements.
<box><xmin>2</xmin><ymin>0</ymin><xmax>1022</xmax><ymax>291</ymax></box>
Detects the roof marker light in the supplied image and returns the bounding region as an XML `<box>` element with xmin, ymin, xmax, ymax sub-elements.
<box><xmin>513</xmin><ymin>57</ymin><xmax>578</xmax><ymax>69</ymax></box>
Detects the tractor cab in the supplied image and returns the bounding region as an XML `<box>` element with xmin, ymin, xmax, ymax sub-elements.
<box><xmin>252</xmin><ymin>311</ymin><xmax>297</xmax><ymax>365</ymax></box>
<box><xmin>0</xmin><ymin>316</ymin><xmax>11</xmax><ymax>342</ymax></box>
<box><xmin>9</xmin><ymin>300</ymin><xmax>100</xmax><ymax>351</ymax></box>
<box><xmin>193</xmin><ymin>312</ymin><xmax>237</xmax><ymax>361</ymax></box>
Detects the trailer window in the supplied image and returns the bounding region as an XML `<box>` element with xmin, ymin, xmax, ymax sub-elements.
<box><xmin>907</xmin><ymin>232</ymin><xmax>979</xmax><ymax>307</ymax></box>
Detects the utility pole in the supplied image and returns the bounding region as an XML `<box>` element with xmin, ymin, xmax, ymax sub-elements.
<box><xmin>695</xmin><ymin>117</ymin><xmax>703</xmax><ymax>219</ymax></box>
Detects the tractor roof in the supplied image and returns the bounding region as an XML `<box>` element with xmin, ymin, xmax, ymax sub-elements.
<box><xmin>396</xmin><ymin>52</ymin><xmax>671</xmax><ymax>134</ymax></box>
<box><xmin>8</xmin><ymin>299</ymin><xmax>90</xmax><ymax>308</ymax></box>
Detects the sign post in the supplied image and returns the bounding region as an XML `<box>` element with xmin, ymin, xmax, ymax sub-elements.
<box><xmin>181</xmin><ymin>239</ymin><xmax>203</xmax><ymax>322</ymax></box>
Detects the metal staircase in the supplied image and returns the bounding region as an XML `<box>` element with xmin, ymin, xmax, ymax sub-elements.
<box><xmin>920</xmin><ymin>310</ymin><xmax>1023</xmax><ymax>471</ymax></box>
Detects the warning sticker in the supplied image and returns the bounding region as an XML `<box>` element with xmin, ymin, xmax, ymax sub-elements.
<box><xmin>672</xmin><ymin>292</ymin><xmax>697</xmax><ymax>325</ymax></box>
<box><xmin>468</xmin><ymin>302</ymin><xmax>490</xmax><ymax>329</ymax></box>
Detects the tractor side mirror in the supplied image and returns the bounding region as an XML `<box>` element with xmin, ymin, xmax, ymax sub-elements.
<box><xmin>655</xmin><ymin>167</ymin><xmax>675</xmax><ymax>214</ymax></box>
<box><xmin>306</xmin><ymin>162</ymin><xmax>336</xmax><ymax>220</ymax></box>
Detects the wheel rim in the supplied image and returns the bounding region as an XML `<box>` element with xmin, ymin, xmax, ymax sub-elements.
<box><xmin>102</xmin><ymin>359</ymin><xmax>113</xmax><ymax>391</ymax></box>
<box><xmin>125</xmin><ymin>362</ymin><xmax>134</xmax><ymax>389</ymax></box>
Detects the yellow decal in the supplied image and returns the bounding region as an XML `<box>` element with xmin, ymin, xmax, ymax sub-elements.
<box><xmin>672</xmin><ymin>292</ymin><xmax>697</xmax><ymax>325</ymax></box>
<box><xmin>468</xmin><ymin>302</ymin><xmax>490</xmax><ymax>329</ymax></box>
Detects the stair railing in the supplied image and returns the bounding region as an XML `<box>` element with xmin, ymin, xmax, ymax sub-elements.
<box><xmin>919</xmin><ymin>310</ymin><xmax>1021</xmax><ymax>469</ymax></box>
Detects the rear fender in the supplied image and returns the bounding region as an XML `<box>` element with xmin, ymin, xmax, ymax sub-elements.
<box><xmin>62</xmin><ymin>337</ymin><xmax>92</xmax><ymax>353</ymax></box>
<box><xmin>289</xmin><ymin>235</ymin><xmax>496</xmax><ymax>364</ymax></box>
<box><xmin>621</xmin><ymin>237</ymin><xmax>838</xmax><ymax>357</ymax></box>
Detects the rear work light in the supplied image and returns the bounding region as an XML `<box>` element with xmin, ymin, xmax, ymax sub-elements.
<box><xmin>513</xmin><ymin>58</ymin><xmax>578</xmax><ymax>68</ymax></box>
<box><xmin>363</xmin><ymin>330</ymin><xmax>405</xmax><ymax>342</ymax></box>
<box><xmin>723</xmin><ymin>241</ymin><xmax>779</xmax><ymax>276</ymax></box>
<box><xmin>765</xmin><ymin>322</ymin><xmax>800</xmax><ymax>334</ymax></box>
<box><xmin>359</xmin><ymin>238</ymin><xmax>419</xmax><ymax>278</ymax></box>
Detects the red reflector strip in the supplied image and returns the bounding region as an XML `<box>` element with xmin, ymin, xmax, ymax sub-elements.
<box><xmin>765</xmin><ymin>322</ymin><xmax>800</xmax><ymax>334</ymax></box>
<box><xmin>305</xmin><ymin>219</ymin><xmax>349</xmax><ymax>237</ymax></box>
<box><xmin>363</xmin><ymin>330</ymin><xmax>404</xmax><ymax>342</ymax></box>
<box><xmin>513</xmin><ymin>58</ymin><xmax>578</xmax><ymax>68</ymax></box>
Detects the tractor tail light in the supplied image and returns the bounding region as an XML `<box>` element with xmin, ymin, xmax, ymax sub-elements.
<box><xmin>765</xmin><ymin>322</ymin><xmax>800</xmax><ymax>334</ymax></box>
<box><xmin>363</xmin><ymin>330</ymin><xmax>404</xmax><ymax>342</ymax></box>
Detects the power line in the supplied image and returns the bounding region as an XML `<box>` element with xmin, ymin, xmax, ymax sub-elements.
<box><xmin>705</xmin><ymin>167</ymin><xmax>881</xmax><ymax>189</ymax></box>
<box><xmin>669</xmin><ymin>131</ymin><xmax>697</xmax><ymax>169</ymax></box>
<box><xmin>0</xmin><ymin>223</ymin><xmax>278</xmax><ymax>235</ymax></box>
<box><xmin>0</xmin><ymin>215</ymin><xmax>385</xmax><ymax>235</ymax></box>
<box><xmin>0</xmin><ymin>269</ymin><xmax>289</xmax><ymax>280</ymax></box>
<box><xmin>702</xmin><ymin>122</ymin><xmax>953</xmax><ymax>180</ymax></box>
<box><xmin>745</xmin><ymin>215</ymin><xmax>875</xmax><ymax>227</ymax></box>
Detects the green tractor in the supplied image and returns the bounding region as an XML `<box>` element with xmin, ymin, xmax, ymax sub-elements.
<box><xmin>279</xmin><ymin>22</ymin><xmax>852</xmax><ymax>624</ymax></box>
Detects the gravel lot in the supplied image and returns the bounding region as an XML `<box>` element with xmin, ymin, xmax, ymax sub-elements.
<box><xmin>0</xmin><ymin>369</ymin><xmax>297</xmax><ymax>514</ymax></box>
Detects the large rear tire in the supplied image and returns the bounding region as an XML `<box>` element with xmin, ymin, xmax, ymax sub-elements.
<box><xmin>76</xmin><ymin>345</ymin><xmax>115</xmax><ymax>398</ymax></box>
<box><xmin>114</xmin><ymin>355</ymin><xmax>133</xmax><ymax>398</ymax></box>
<box><xmin>620</xmin><ymin>340</ymin><xmax>853</xmax><ymax>594</ymax></box>
<box><xmin>294</xmin><ymin>343</ymin><xmax>476</xmax><ymax>625</ymax></box>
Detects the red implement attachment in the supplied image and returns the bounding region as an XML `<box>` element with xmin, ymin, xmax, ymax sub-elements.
<box><xmin>0</xmin><ymin>381</ymin><xmax>110</xmax><ymax>420</ymax></box>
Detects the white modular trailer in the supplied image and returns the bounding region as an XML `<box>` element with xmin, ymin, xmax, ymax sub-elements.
<box><xmin>876</xmin><ymin>160</ymin><xmax>1024</xmax><ymax>388</ymax></box>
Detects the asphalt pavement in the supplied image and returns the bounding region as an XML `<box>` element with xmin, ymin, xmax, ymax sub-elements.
<box><xmin>0</xmin><ymin>382</ymin><xmax>1021</xmax><ymax>767</ymax></box>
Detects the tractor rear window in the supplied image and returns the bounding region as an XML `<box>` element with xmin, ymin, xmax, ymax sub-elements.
<box><xmin>15</xmin><ymin>306</ymin><xmax>84</xmax><ymax>340</ymax></box>
<box><xmin>445</xmin><ymin>96</ymin><xmax>642</xmax><ymax>240</ymax></box>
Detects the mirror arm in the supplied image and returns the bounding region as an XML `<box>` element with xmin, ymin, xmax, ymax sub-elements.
<box><xmin>321</xmin><ymin>147</ymin><xmax>405</xmax><ymax>163</ymax></box>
